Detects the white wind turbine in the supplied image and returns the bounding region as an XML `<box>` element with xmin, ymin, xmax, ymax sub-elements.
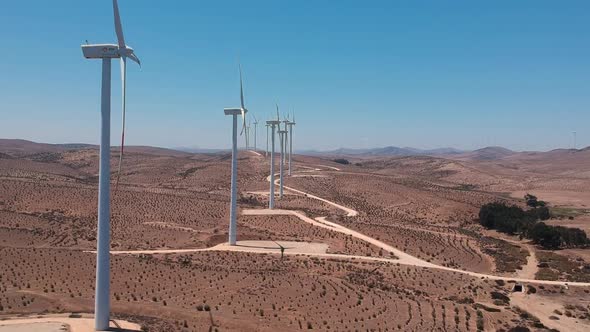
<box><xmin>278</xmin><ymin>124</ymin><xmax>287</xmax><ymax>199</ymax></box>
<box><xmin>245</xmin><ymin>120</ymin><xmax>251</xmax><ymax>150</ymax></box>
<box><xmin>81</xmin><ymin>0</ymin><xmax>141</xmax><ymax>329</ymax></box>
<box><xmin>223</xmin><ymin>66</ymin><xmax>248</xmax><ymax>246</ymax></box>
<box><xmin>281</xmin><ymin>113</ymin><xmax>290</xmax><ymax>168</ymax></box>
<box><xmin>286</xmin><ymin>111</ymin><xmax>296</xmax><ymax>176</ymax></box>
<box><xmin>266</xmin><ymin>106</ymin><xmax>281</xmax><ymax>208</ymax></box>
<box><xmin>265</xmin><ymin>122</ymin><xmax>270</xmax><ymax>157</ymax></box>
<box><xmin>252</xmin><ymin>115</ymin><xmax>259</xmax><ymax>151</ymax></box>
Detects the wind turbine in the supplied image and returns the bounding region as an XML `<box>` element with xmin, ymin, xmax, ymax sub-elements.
<box><xmin>266</xmin><ymin>106</ymin><xmax>281</xmax><ymax>208</ymax></box>
<box><xmin>282</xmin><ymin>114</ymin><xmax>289</xmax><ymax>167</ymax></box>
<box><xmin>283</xmin><ymin>112</ymin><xmax>293</xmax><ymax>167</ymax></box>
<box><xmin>252</xmin><ymin>115</ymin><xmax>259</xmax><ymax>151</ymax></box>
<box><xmin>223</xmin><ymin>65</ymin><xmax>248</xmax><ymax>245</ymax></box>
<box><xmin>286</xmin><ymin>112</ymin><xmax>296</xmax><ymax>176</ymax></box>
<box><xmin>245</xmin><ymin>120</ymin><xmax>251</xmax><ymax>150</ymax></box>
<box><xmin>81</xmin><ymin>0</ymin><xmax>141</xmax><ymax>330</ymax></box>
<box><xmin>573</xmin><ymin>131</ymin><xmax>577</xmax><ymax>150</ymax></box>
<box><xmin>265</xmin><ymin>123</ymin><xmax>270</xmax><ymax>157</ymax></box>
<box><xmin>278</xmin><ymin>124</ymin><xmax>287</xmax><ymax>199</ymax></box>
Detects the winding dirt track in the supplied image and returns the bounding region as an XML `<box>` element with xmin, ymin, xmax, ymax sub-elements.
<box><xmin>0</xmin><ymin>314</ymin><xmax>141</xmax><ymax>332</ymax></box>
<box><xmin>111</xmin><ymin>164</ymin><xmax>590</xmax><ymax>287</ymax></box>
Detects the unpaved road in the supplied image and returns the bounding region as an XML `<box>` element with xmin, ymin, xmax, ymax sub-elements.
<box><xmin>519</xmin><ymin>243</ymin><xmax>538</xmax><ymax>280</ymax></box>
<box><xmin>0</xmin><ymin>314</ymin><xmax>140</xmax><ymax>332</ymax></box>
<box><xmin>268</xmin><ymin>170</ymin><xmax>358</xmax><ymax>217</ymax></box>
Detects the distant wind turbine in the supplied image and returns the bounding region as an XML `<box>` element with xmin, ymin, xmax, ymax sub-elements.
<box><xmin>81</xmin><ymin>0</ymin><xmax>141</xmax><ymax>329</ymax></box>
<box><xmin>245</xmin><ymin>120</ymin><xmax>251</xmax><ymax>150</ymax></box>
<box><xmin>223</xmin><ymin>65</ymin><xmax>248</xmax><ymax>245</ymax></box>
<box><xmin>282</xmin><ymin>114</ymin><xmax>289</xmax><ymax>168</ymax></box>
<box><xmin>266</xmin><ymin>106</ymin><xmax>282</xmax><ymax>208</ymax></box>
<box><xmin>286</xmin><ymin>111</ymin><xmax>296</xmax><ymax>176</ymax></box>
<box><xmin>278</xmin><ymin>123</ymin><xmax>287</xmax><ymax>199</ymax></box>
<box><xmin>252</xmin><ymin>115</ymin><xmax>259</xmax><ymax>151</ymax></box>
<box><xmin>265</xmin><ymin>123</ymin><xmax>270</xmax><ymax>157</ymax></box>
<box><xmin>573</xmin><ymin>131</ymin><xmax>577</xmax><ymax>150</ymax></box>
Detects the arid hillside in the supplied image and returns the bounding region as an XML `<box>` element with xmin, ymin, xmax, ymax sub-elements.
<box><xmin>1</xmin><ymin>140</ymin><xmax>589</xmax><ymax>331</ymax></box>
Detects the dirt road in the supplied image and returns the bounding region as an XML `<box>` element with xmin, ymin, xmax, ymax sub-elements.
<box><xmin>0</xmin><ymin>314</ymin><xmax>140</xmax><ymax>332</ymax></box>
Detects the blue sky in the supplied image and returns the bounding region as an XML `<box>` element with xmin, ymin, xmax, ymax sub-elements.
<box><xmin>0</xmin><ymin>0</ymin><xmax>589</xmax><ymax>151</ymax></box>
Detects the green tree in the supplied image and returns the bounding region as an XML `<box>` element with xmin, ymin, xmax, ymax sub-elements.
<box><xmin>528</xmin><ymin>222</ymin><xmax>561</xmax><ymax>249</ymax></box>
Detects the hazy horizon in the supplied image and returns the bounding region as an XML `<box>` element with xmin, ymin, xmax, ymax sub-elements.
<box><xmin>3</xmin><ymin>137</ymin><xmax>589</xmax><ymax>154</ymax></box>
<box><xmin>1</xmin><ymin>0</ymin><xmax>588</xmax><ymax>151</ymax></box>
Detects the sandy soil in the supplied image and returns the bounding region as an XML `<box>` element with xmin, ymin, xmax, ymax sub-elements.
<box><xmin>0</xmin><ymin>314</ymin><xmax>140</xmax><ymax>332</ymax></box>
<box><xmin>511</xmin><ymin>190</ymin><xmax>590</xmax><ymax>208</ymax></box>
<box><xmin>511</xmin><ymin>293</ymin><xmax>590</xmax><ymax>332</ymax></box>
<box><xmin>0</xmin><ymin>322</ymin><xmax>67</xmax><ymax>332</ymax></box>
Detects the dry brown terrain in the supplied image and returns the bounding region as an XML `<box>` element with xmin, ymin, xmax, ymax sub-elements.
<box><xmin>1</xmin><ymin>140</ymin><xmax>589</xmax><ymax>331</ymax></box>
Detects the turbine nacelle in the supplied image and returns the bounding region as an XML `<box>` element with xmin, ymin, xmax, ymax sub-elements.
<box><xmin>82</xmin><ymin>44</ymin><xmax>122</xmax><ymax>59</ymax></box>
<box><xmin>82</xmin><ymin>44</ymin><xmax>140</xmax><ymax>65</ymax></box>
<box><xmin>224</xmin><ymin>108</ymin><xmax>248</xmax><ymax>116</ymax></box>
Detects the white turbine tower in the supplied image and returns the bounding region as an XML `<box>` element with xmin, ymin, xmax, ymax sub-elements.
<box><xmin>573</xmin><ymin>131</ymin><xmax>577</xmax><ymax>150</ymax></box>
<box><xmin>266</xmin><ymin>106</ymin><xmax>281</xmax><ymax>208</ymax></box>
<box><xmin>286</xmin><ymin>112</ymin><xmax>296</xmax><ymax>176</ymax></box>
<box><xmin>265</xmin><ymin>123</ymin><xmax>270</xmax><ymax>157</ymax></box>
<box><xmin>223</xmin><ymin>66</ymin><xmax>248</xmax><ymax>246</ymax></box>
<box><xmin>245</xmin><ymin>120</ymin><xmax>251</xmax><ymax>150</ymax></box>
<box><xmin>81</xmin><ymin>0</ymin><xmax>141</xmax><ymax>330</ymax></box>
<box><xmin>252</xmin><ymin>115</ymin><xmax>259</xmax><ymax>151</ymax></box>
<box><xmin>281</xmin><ymin>114</ymin><xmax>290</xmax><ymax>168</ymax></box>
<box><xmin>278</xmin><ymin>127</ymin><xmax>287</xmax><ymax>198</ymax></box>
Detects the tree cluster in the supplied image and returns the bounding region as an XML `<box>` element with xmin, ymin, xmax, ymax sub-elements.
<box><xmin>332</xmin><ymin>159</ymin><xmax>350</xmax><ymax>165</ymax></box>
<box><xmin>478</xmin><ymin>201</ymin><xmax>588</xmax><ymax>250</ymax></box>
<box><xmin>524</xmin><ymin>193</ymin><xmax>546</xmax><ymax>208</ymax></box>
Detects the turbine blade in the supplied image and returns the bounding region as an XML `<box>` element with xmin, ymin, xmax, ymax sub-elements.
<box><xmin>238</xmin><ymin>65</ymin><xmax>246</xmax><ymax>135</ymax></box>
<box><xmin>239</xmin><ymin>65</ymin><xmax>244</xmax><ymax>109</ymax></box>
<box><xmin>240</xmin><ymin>109</ymin><xmax>246</xmax><ymax>135</ymax></box>
<box><xmin>115</xmin><ymin>56</ymin><xmax>127</xmax><ymax>192</ymax></box>
<box><xmin>113</xmin><ymin>0</ymin><xmax>126</xmax><ymax>50</ymax></box>
<box><xmin>128</xmin><ymin>53</ymin><xmax>141</xmax><ymax>67</ymax></box>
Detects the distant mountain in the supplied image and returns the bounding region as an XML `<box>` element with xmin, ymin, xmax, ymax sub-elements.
<box><xmin>123</xmin><ymin>146</ymin><xmax>193</xmax><ymax>157</ymax></box>
<box><xmin>5</xmin><ymin>139</ymin><xmax>590</xmax><ymax>166</ymax></box>
<box><xmin>300</xmin><ymin>146</ymin><xmax>465</xmax><ymax>157</ymax></box>
<box><xmin>455</xmin><ymin>146</ymin><xmax>516</xmax><ymax>161</ymax></box>
<box><xmin>174</xmin><ymin>146</ymin><xmax>227</xmax><ymax>154</ymax></box>
<box><xmin>0</xmin><ymin>139</ymin><xmax>78</xmax><ymax>155</ymax></box>
<box><xmin>0</xmin><ymin>139</ymin><xmax>190</xmax><ymax>158</ymax></box>
<box><xmin>56</xmin><ymin>143</ymin><xmax>96</xmax><ymax>149</ymax></box>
